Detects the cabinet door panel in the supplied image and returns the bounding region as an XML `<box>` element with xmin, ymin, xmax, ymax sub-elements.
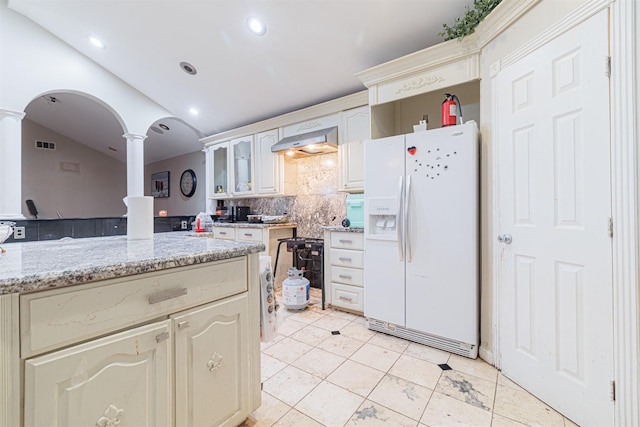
<box><xmin>174</xmin><ymin>293</ymin><xmax>250</xmax><ymax>427</ymax></box>
<box><xmin>24</xmin><ymin>321</ymin><xmax>172</xmax><ymax>427</ymax></box>
<box><xmin>255</xmin><ymin>129</ymin><xmax>282</xmax><ymax>194</ymax></box>
<box><xmin>339</xmin><ymin>106</ymin><xmax>369</xmax><ymax>192</ymax></box>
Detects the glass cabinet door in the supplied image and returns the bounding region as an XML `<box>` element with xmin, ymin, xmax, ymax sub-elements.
<box><xmin>212</xmin><ymin>144</ymin><xmax>229</xmax><ymax>196</ymax></box>
<box><xmin>230</xmin><ymin>136</ymin><xmax>254</xmax><ymax>195</ymax></box>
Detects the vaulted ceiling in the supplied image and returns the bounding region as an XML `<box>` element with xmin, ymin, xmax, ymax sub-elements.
<box><xmin>10</xmin><ymin>0</ymin><xmax>473</xmax><ymax>163</ymax></box>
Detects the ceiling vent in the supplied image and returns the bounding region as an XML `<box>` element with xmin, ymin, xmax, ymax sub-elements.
<box><xmin>35</xmin><ymin>140</ymin><xmax>56</xmax><ymax>150</ymax></box>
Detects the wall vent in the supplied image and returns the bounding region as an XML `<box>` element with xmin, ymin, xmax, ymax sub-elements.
<box><xmin>35</xmin><ymin>140</ymin><xmax>56</xmax><ymax>150</ymax></box>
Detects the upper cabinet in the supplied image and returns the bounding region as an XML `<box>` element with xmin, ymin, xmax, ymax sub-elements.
<box><xmin>230</xmin><ymin>135</ymin><xmax>255</xmax><ymax>196</ymax></box>
<box><xmin>254</xmin><ymin>128</ymin><xmax>282</xmax><ymax>195</ymax></box>
<box><xmin>201</xmin><ymin>91</ymin><xmax>368</xmax><ymax>205</ymax></box>
<box><xmin>206</xmin><ymin>136</ymin><xmax>255</xmax><ymax>199</ymax></box>
<box><xmin>339</xmin><ymin>106</ymin><xmax>369</xmax><ymax>193</ymax></box>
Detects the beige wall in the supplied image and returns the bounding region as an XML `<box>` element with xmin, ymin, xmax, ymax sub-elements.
<box><xmin>21</xmin><ymin>119</ymin><xmax>127</xmax><ymax>218</ymax></box>
<box><xmin>145</xmin><ymin>151</ymin><xmax>206</xmax><ymax>217</ymax></box>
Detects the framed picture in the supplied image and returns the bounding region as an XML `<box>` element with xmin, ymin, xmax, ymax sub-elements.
<box><xmin>151</xmin><ymin>171</ymin><xmax>170</xmax><ymax>198</ymax></box>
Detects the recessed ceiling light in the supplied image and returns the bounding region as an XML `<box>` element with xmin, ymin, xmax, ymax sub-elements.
<box><xmin>158</xmin><ymin>123</ymin><xmax>170</xmax><ymax>131</ymax></box>
<box><xmin>180</xmin><ymin>61</ymin><xmax>197</xmax><ymax>75</ymax></box>
<box><xmin>246</xmin><ymin>17</ymin><xmax>266</xmax><ymax>36</ymax></box>
<box><xmin>88</xmin><ymin>35</ymin><xmax>106</xmax><ymax>49</ymax></box>
<box><xmin>189</xmin><ymin>108</ymin><xmax>199</xmax><ymax>115</ymax></box>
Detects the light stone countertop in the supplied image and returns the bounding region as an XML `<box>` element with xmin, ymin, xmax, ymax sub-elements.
<box><xmin>212</xmin><ymin>222</ymin><xmax>297</xmax><ymax>229</ymax></box>
<box><xmin>0</xmin><ymin>232</ymin><xmax>264</xmax><ymax>295</ymax></box>
<box><xmin>323</xmin><ymin>227</ymin><xmax>364</xmax><ymax>233</ymax></box>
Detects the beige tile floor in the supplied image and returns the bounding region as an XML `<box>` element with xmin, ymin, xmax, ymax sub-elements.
<box><xmin>241</xmin><ymin>289</ymin><xmax>579</xmax><ymax>427</ymax></box>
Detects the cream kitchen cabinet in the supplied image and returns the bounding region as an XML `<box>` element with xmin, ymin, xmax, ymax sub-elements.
<box><xmin>15</xmin><ymin>257</ymin><xmax>260</xmax><ymax>427</ymax></box>
<box><xmin>214</xmin><ymin>224</ymin><xmax>295</xmax><ymax>287</ymax></box>
<box><xmin>323</xmin><ymin>230</ymin><xmax>365</xmax><ymax>313</ymax></box>
<box><xmin>173</xmin><ymin>293</ymin><xmax>250</xmax><ymax>427</ymax></box>
<box><xmin>207</xmin><ymin>135</ymin><xmax>256</xmax><ymax>199</ymax></box>
<box><xmin>339</xmin><ymin>105</ymin><xmax>369</xmax><ymax>192</ymax></box>
<box><xmin>254</xmin><ymin>128</ymin><xmax>282</xmax><ymax>195</ymax></box>
<box><xmin>24</xmin><ymin>320</ymin><xmax>173</xmax><ymax>427</ymax></box>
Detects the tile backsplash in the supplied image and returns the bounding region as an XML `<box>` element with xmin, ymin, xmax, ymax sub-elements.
<box><xmin>226</xmin><ymin>153</ymin><xmax>349</xmax><ymax>238</ymax></box>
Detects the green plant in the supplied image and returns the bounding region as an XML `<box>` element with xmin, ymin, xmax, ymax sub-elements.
<box><xmin>439</xmin><ymin>0</ymin><xmax>503</xmax><ymax>41</ymax></box>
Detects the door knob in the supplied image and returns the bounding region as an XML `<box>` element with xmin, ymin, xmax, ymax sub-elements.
<box><xmin>497</xmin><ymin>233</ymin><xmax>513</xmax><ymax>244</ymax></box>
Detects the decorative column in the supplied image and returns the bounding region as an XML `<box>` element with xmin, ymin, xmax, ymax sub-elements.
<box><xmin>123</xmin><ymin>133</ymin><xmax>147</xmax><ymax>197</ymax></box>
<box><xmin>0</xmin><ymin>109</ymin><xmax>26</xmax><ymax>219</ymax></box>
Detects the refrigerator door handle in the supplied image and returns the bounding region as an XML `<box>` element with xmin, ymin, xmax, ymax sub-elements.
<box><xmin>405</xmin><ymin>174</ymin><xmax>412</xmax><ymax>262</ymax></box>
<box><xmin>397</xmin><ymin>175</ymin><xmax>404</xmax><ymax>261</ymax></box>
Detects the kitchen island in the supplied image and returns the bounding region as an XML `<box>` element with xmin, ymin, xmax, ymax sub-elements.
<box><xmin>0</xmin><ymin>232</ymin><xmax>263</xmax><ymax>427</ymax></box>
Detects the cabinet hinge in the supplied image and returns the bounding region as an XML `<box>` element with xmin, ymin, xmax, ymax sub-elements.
<box><xmin>608</xmin><ymin>217</ymin><xmax>613</xmax><ymax>238</ymax></box>
<box><xmin>610</xmin><ymin>380</ymin><xmax>616</xmax><ymax>401</ymax></box>
<box><xmin>605</xmin><ymin>56</ymin><xmax>611</xmax><ymax>77</ymax></box>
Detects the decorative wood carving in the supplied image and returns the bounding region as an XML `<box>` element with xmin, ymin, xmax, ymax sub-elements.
<box><xmin>207</xmin><ymin>352</ymin><xmax>223</xmax><ymax>372</ymax></box>
<box><xmin>394</xmin><ymin>76</ymin><xmax>445</xmax><ymax>95</ymax></box>
<box><xmin>96</xmin><ymin>404</ymin><xmax>124</xmax><ymax>427</ymax></box>
<box><xmin>295</xmin><ymin>121</ymin><xmax>323</xmax><ymax>132</ymax></box>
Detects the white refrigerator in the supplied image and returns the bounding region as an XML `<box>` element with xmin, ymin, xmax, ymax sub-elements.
<box><xmin>364</xmin><ymin>121</ymin><xmax>479</xmax><ymax>358</ymax></box>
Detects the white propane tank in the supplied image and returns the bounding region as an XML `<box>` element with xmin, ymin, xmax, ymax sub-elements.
<box><xmin>282</xmin><ymin>267</ymin><xmax>310</xmax><ymax>310</ymax></box>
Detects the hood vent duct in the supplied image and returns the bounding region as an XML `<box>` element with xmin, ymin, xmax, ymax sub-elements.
<box><xmin>271</xmin><ymin>126</ymin><xmax>338</xmax><ymax>158</ymax></box>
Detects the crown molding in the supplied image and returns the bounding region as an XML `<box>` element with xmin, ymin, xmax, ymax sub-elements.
<box><xmin>201</xmin><ymin>91</ymin><xmax>368</xmax><ymax>146</ymax></box>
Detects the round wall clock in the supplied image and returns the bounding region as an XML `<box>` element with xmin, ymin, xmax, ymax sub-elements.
<box><xmin>179</xmin><ymin>169</ymin><xmax>197</xmax><ymax>197</ymax></box>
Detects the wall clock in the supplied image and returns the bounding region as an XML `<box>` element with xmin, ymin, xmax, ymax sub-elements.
<box><xmin>179</xmin><ymin>169</ymin><xmax>197</xmax><ymax>197</ymax></box>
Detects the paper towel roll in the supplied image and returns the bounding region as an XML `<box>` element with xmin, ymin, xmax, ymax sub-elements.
<box><xmin>126</xmin><ymin>196</ymin><xmax>154</xmax><ymax>240</ymax></box>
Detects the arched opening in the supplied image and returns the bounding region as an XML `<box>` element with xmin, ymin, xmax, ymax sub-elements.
<box><xmin>22</xmin><ymin>91</ymin><xmax>128</xmax><ymax>219</ymax></box>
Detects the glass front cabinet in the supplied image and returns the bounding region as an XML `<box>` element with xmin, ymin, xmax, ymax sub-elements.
<box><xmin>207</xmin><ymin>136</ymin><xmax>255</xmax><ymax>199</ymax></box>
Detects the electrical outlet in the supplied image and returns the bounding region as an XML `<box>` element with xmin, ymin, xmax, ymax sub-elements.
<box><xmin>181</xmin><ymin>220</ymin><xmax>188</xmax><ymax>230</ymax></box>
<box><xmin>14</xmin><ymin>226</ymin><xmax>25</xmax><ymax>239</ymax></box>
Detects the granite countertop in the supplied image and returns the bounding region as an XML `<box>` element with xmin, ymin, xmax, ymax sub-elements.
<box><xmin>213</xmin><ymin>222</ymin><xmax>297</xmax><ymax>229</ymax></box>
<box><xmin>0</xmin><ymin>232</ymin><xmax>264</xmax><ymax>295</ymax></box>
<box><xmin>323</xmin><ymin>227</ymin><xmax>364</xmax><ymax>233</ymax></box>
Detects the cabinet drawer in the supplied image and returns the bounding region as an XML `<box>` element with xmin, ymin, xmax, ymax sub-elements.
<box><xmin>330</xmin><ymin>232</ymin><xmax>364</xmax><ymax>250</ymax></box>
<box><xmin>331</xmin><ymin>283</ymin><xmax>363</xmax><ymax>312</ymax></box>
<box><xmin>330</xmin><ymin>266</ymin><xmax>363</xmax><ymax>287</ymax></box>
<box><xmin>330</xmin><ymin>248</ymin><xmax>364</xmax><ymax>268</ymax></box>
<box><xmin>214</xmin><ymin>227</ymin><xmax>236</xmax><ymax>240</ymax></box>
<box><xmin>235</xmin><ymin>228</ymin><xmax>263</xmax><ymax>242</ymax></box>
<box><xmin>20</xmin><ymin>258</ymin><xmax>247</xmax><ymax>358</ymax></box>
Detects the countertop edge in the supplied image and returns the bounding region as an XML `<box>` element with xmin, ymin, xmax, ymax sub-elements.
<box><xmin>0</xmin><ymin>233</ymin><xmax>265</xmax><ymax>295</ymax></box>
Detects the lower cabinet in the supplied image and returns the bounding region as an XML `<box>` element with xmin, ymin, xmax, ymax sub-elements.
<box><xmin>18</xmin><ymin>258</ymin><xmax>259</xmax><ymax>427</ymax></box>
<box><xmin>24</xmin><ymin>321</ymin><xmax>172</xmax><ymax>427</ymax></box>
<box><xmin>173</xmin><ymin>293</ymin><xmax>249</xmax><ymax>427</ymax></box>
<box><xmin>324</xmin><ymin>230</ymin><xmax>365</xmax><ymax>313</ymax></box>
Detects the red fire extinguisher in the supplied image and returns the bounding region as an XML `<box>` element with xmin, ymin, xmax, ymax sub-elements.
<box><xmin>442</xmin><ymin>93</ymin><xmax>462</xmax><ymax>127</ymax></box>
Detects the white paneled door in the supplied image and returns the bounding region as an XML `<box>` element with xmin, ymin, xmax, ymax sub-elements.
<box><xmin>496</xmin><ymin>10</ymin><xmax>613</xmax><ymax>427</ymax></box>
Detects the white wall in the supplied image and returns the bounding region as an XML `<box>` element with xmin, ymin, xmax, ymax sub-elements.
<box><xmin>145</xmin><ymin>151</ymin><xmax>206</xmax><ymax>217</ymax></box>
<box><xmin>22</xmin><ymin>119</ymin><xmax>127</xmax><ymax>218</ymax></box>
<box><xmin>0</xmin><ymin>0</ymin><xmax>171</xmax><ymax>134</ymax></box>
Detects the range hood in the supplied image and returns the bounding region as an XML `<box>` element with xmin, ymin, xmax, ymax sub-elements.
<box><xmin>271</xmin><ymin>126</ymin><xmax>338</xmax><ymax>158</ymax></box>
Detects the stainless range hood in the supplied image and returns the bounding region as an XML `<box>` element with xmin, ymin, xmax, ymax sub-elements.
<box><xmin>271</xmin><ymin>126</ymin><xmax>338</xmax><ymax>158</ymax></box>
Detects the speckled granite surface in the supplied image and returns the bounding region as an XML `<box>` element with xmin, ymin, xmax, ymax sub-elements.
<box><xmin>0</xmin><ymin>232</ymin><xmax>264</xmax><ymax>295</ymax></box>
<box><xmin>212</xmin><ymin>222</ymin><xmax>297</xmax><ymax>229</ymax></box>
<box><xmin>323</xmin><ymin>227</ymin><xmax>364</xmax><ymax>233</ymax></box>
